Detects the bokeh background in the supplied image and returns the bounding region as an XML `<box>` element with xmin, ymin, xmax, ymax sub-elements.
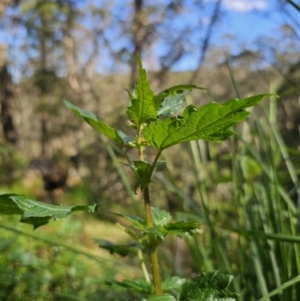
<box><xmin>0</xmin><ymin>1</ymin><xmax>300</xmax><ymax>300</ymax></box>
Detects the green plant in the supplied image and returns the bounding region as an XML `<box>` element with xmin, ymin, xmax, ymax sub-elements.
<box><xmin>166</xmin><ymin>90</ymin><xmax>300</xmax><ymax>301</ymax></box>
<box><xmin>0</xmin><ymin>55</ymin><xmax>271</xmax><ymax>300</ymax></box>
<box><xmin>0</xmin><ymin>215</ymin><xmax>139</xmax><ymax>301</ymax></box>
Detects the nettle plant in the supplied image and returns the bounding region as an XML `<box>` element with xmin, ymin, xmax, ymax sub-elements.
<box><xmin>0</xmin><ymin>56</ymin><xmax>270</xmax><ymax>301</ymax></box>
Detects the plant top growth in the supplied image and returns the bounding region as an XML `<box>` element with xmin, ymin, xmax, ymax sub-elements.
<box><xmin>0</xmin><ymin>55</ymin><xmax>271</xmax><ymax>300</ymax></box>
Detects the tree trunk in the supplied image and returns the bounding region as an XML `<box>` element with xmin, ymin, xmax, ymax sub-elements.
<box><xmin>0</xmin><ymin>45</ymin><xmax>18</xmax><ymax>144</ymax></box>
<box><xmin>130</xmin><ymin>0</ymin><xmax>144</xmax><ymax>88</ymax></box>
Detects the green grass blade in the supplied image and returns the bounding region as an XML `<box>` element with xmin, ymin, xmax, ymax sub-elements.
<box><xmin>223</xmin><ymin>227</ymin><xmax>300</xmax><ymax>243</ymax></box>
<box><xmin>257</xmin><ymin>275</ymin><xmax>300</xmax><ymax>301</ymax></box>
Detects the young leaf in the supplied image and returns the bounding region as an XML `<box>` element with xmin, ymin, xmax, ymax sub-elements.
<box><xmin>154</xmin><ymin>84</ymin><xmax>206</xmax><ymax>113</ymax></box>
<box><xmin>144</xmin><ymin>94</ymin><xmax>271</xmax><ymax>150</ymax></box>
<box><xmin>157</xmin><ymin>91</ymin><xmax>187</xmax><ymax>118</ymax></box>
<box><xmin>0</xmin><ymin>193</ymin><xmax>97</xmax><ymax>229</ymax></box>
<box><xmin>64</xmin><ymin>100</ymin><xmax>125</xmax><ymax>144</ymax></box>
<box><xmin>94</xmin><ymin>239</ymin><xmax>141</xmax><ymax>256</ymax></box>
<box><xmin>126</xmin><ymin>55</ymin><xmax>157</xmax><ymax>128</ymax></box>
<box><xmin>151</xmin><ymin>207</ymin><xmax>172</xmax><ymax>226</ymax></box>
<box><xmin>130</xmin><ymin>161</ymin><xmax>153</xmax><ymax>192</ymax></box>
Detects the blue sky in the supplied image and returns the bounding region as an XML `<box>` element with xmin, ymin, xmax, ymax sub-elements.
<box><xmin>210</xmin><ymin>0</ymin><xmax>298</xmax><ymax>45</ymax></box>
<box><xmin>217</xmin><ymin>0</ymin><xmax>279</xmax><ymax>40</ymax></box>
<box><xmin>172</xmin><ymin>0</ymin><xmax>300</xmax><ymax>71</ymax></box>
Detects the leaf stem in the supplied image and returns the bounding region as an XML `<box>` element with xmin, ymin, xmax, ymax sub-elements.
<box><xmin>149</xmin><ymin>150</ymin><xmax>163</xmax><ymax>178</ymax></box>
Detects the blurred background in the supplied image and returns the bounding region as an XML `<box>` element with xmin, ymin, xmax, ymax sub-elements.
<box><xmin>0</xmin><ymin>1</ymin><xmax>300</xmax><ymax>300</ymax></box>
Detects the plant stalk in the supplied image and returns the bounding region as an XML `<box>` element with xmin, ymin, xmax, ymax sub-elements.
<box><xmin>138</xmin><ymin>130</ymin><xmax>163</xmax><ymax>294</ymax></box>
<box><xmin>143</xmin><ymin>186</ymin><xmax>163</xmax><ymax>295</ymax></box>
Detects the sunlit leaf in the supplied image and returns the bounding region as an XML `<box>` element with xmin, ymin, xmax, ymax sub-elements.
<box><xmin>151</xmin><ymin>207</ymin><xmax>172</xmax><ymax>226</ymax></box>
<box><xmin>0</xmin><ymin>193</ymin><xmax>97</xmax><ymax>229</ymax></box>
<box><xmin>64</xmin><ymin>100</ymin><xmax>125</xmax><ymax>143</ymax></box>
<box><xmin>126</xmin><ymin>55</ymin><xmax>156</xmax><ymax>128</ymax></box>
<box><xmin>155</xmin><ymin>84</ymin><xmax>206</xmax><ymax>114</ymax></box>
<box><xmin>144</xmin><ymin>94</ymin><xmax>271</xmax><ymax>150</ymax></box>
<box><xmin>162</xmin><ymin>276</ymin><xmax>186</xmax><ymax>292</ymax></box>
<box><xmin>157</xmin><ymin>91</ymin><xmax>186</xmax><ymax>118</ymax></box>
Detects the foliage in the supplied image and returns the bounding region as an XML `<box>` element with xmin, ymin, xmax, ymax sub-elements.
<box><xmin>0</xmin><ymin>56</ymin><xmax>272</xmax><ymax>299</ymax></box>
<box><xmin>179</xmin><ymin>272</ymin><xmax>238</xmax><ymax>301</ymax></box>
<box><xmin>0</xmin><ymin>193</ymin><xmax>97</xmax><ymax>228</ymax></box>
<box><xmin>0</xmin><ymin>216</ymin><xmax>140</xmax><ymax>301</ymax></box>
<box><xmin>175</xmin><ymin>90</ymin><xmax>300</xmax><ymax>301</ymax></box>
<box><xmin>143</xmin><ymin>94</ymin><xmax>268</xmax><ymax>150</ymax></box>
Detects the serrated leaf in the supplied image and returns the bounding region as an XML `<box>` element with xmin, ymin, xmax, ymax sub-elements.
<box><xmin>154</xmin><ymin>84</ymin><xmax>206</xmax><ymax>113</ymax></box>
<box><xmin>146</xmin><ymin>294</ymin><xmax>177</xmax><ymax>301</ymax></box>
<box><xmin>130</xmin><ymin>161</ymin><xmax>153</xmax><ymax>192</ymax></box>
<box><xmin>64</xmin><ymin>100</ymin><xmax>125</xmax><ymax>143</ymax></box>
<box><xmin>104</xmin><ymin>279</ymin><xmax>151</xmax><ymax>294</ymax></box>
<box><xmin>126</xmin><ymin>55</ymin><xmax>157</xmax><ymax>128</ymax></box>
<box><xmin>144</xmin><ymin>94</ymin><xmax>271</xmax><ymax>150</ymax></box>
<box><xmin>94</xmin><ymin>239</ymin><xmax>141</xmax><ymax>256</ymax></box>
<box><xmin>165</xmin><ymin>221</ymin><xmax>201</xmax><ymax>237</ymax></box>
<box><xmin>179</xmin><ymin>272</ymin><xmax>238</xmax><ymax>301</ymax></box>
<box><xmin>0</xmin><ymin>193</ymin><xmax>97</xmax><ymax>229</ymax></box>
<box><xmin>151</xmin><ymin>207</ymin><xmax>172</xmax><ymax>226</ymax></box>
